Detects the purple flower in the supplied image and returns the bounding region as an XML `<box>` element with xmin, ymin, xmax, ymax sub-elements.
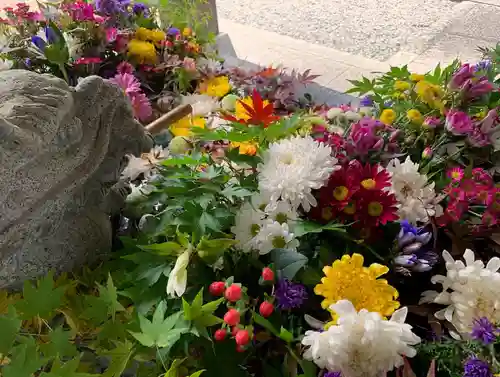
<box><xmin>95</xmin><ymin>0</ymin><xmax>129</xmax><ymax>15</ymax></box>
<box><xmin>275</xmin><ymin>279</ymin><xmax>307</xmax><ymax>310</ymax></box>
<box><xmin>445</xmin><ymin>110</ymin><xmax>473</xmax><ymax>136</ymax></box>
<box><xmin>132</xmin><ymin>2</ymin><xmax>149</xmax><ymax>16</ymax></box>
<box><xmin>394</xmin><ymin>221</ymin><xmax>436</xmax><ymax>274</ymax></box>
<box><xmin>471</xmin><ymin>317</ymin><xmax>499</xmax><ymax>345</ymax></box>
<box><xmin>450</xmin><ymin>64</ymin><xmax>475</xmax><ymax>90</ymax></box>
<box><xmin>475</xmin><ymin>60</ymin><xmax>492</xmax><ymax>73</ymax></box>
<box><xmin>44</xmin><ymin>26</ymin><xmax>58</xmax><ymax>44</ymax></box>
<box><xmin>167</xmin><ymin>27</ymin><xmax>180</xmax><ymax>36</ymax></box>
<box><xmin>31</xmin><ymin>35</ymin><xmax>46</xmax><ymax>51</ymax></box>
<box><xmin>463</xmin><ymin>357</ymin><xmax>492</xmax><ymax>377</ymax></box>
<box><xmin>324</xmin><ymin>372</ymin><xmax>342</xmax><ymax>377</ymax></box>
<box><xmin>449</xmin><ymin>64</ymin><xmax>494</xmax><ymax>98</ymax></box>
<box><xmin>359</xmin><ymin>95</ymin><xmax>373</xmax><ymax>107</ymax></box>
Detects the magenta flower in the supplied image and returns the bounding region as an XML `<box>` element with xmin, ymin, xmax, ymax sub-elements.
<box><xmin>74</xmin><ymin>57</ymin><xmax>102</xmax><ymax>65</ymax></box>
<box><xmin>445</xmin><ymin>110</ymin><xmax>473</xmax><ymax>135</ymax></box>
<box><xmin>182</xmin><ymin>57</ymin><xmax>196</xmax><ymax>72</ymax></box>
<box><xmin>106</xmin><ymin>27</ymin><xmax>117</xmax><ymax>43</ymax></box>
<box><xmin>130</xmin><ymin>92</ymin><xmax>152</xmax><ymax>121</ymax></box>
<box><xmin>117</xmin><ymin>61</ymin><xmax>134</xmax><ymax>74</ymax></box>
<box><xmin>423</xmin><ymin>116</ymin><xmax>441</xmax><ymax>128</ymax></box>
<box><xmin>468</xmin><ymin>109</ymin><xmax>500</xmax><ymax>147</ymax></box>
<box><xmin>449</xmin><ymin>64</ymin><xmax>474</xmax><ymax>90</ymax></box>
<box><xmin>109</xmin><ymin>73</ymin><xmax>141</xmax><ymax>95</ymax></box>
<box><xmin>345</xmin><ymin>117</ymin><xmax>385</xmax><ymax>155</ymax></box>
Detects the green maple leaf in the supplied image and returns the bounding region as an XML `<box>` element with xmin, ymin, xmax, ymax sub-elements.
<box><xmin>96</xmin><ymin>274</ymin><xmax>126</xmax><ymax>321</ymax></box>
<box><xmin>0</xmin><ymin>306</ymin><xmax>22</xmax><ymax>354</ymax></box>
<box><xmin>40</xmin><ymin>357</ymin><xmax>97</xmax><ymax>377</ymax></box>
<box><xmin>39</xmin><ymin>327</ymin><xmax>77</xmax><ymax>360</ymax></box>
<box><xmin>99</xmin><ymin>340</ymin><xmax>135</xmax><ymax>377</ymax></box>
<box><xmin>2</xmin><ymin>338</ymin><xmax>46</xmax><ymax>377</ymax></box>
<box><xmin>15</xmin><ymin>271</ymin><xmax>66</xmax><ymax>319</ymax></box>
<box><xmin>129</xmin><ymin>301</ymin><xmax>186</xmax><ymax>348</ymax></box>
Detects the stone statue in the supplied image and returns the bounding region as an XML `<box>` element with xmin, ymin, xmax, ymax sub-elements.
<box><xmin>0</xmin><ymin>70</ymin><xmax>153</xmax><ymax>288</ymax></box>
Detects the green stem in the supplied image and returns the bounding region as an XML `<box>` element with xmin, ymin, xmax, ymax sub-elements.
<box><xmin>58</xmin><ymin>63</ymin><xmax>69</xmax><ymax>84</ymax></box>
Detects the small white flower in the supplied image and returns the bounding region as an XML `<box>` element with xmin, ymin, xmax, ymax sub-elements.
<box><xmin>126</xmin><ymin>182</ymin><xmax>155</xmax><ymax>203</ymax></box>
<box><xmin>231</xmin><ymin>201</ymin><xmax>265</xmax><ymax>252</ymax></box>
<box><xmin>326</xmin><ymin>108</ymin><xmax>343</xmax><ymax>120</ymax></box>
<box><xmin>302</xmin><ymin>300</ymin><xmax>420</xmax><ymax>377</ymax></box>
<box><xmin>386</xmin><ymin>156</ymin><xmax>442</xmax><ymax>224</ymax></box>
<box><xmin>63</xmin><ymin>32</ymin><xmax>82</xmax><ymax>60</ymax></box>
<box><xmin>181</xmin><ymin>94</ymin><xmax>219</xmax><ymax>117</ymax></box>
<box><xmin>258</xmin><ymin>136</ymin><xmax>338</xmax><ymax>212</ymax></box>
<box><xmin>420</xmin><ymin>249</ymin><xmax>500</xmax><ymax>338</ymax></box>
<box><xmin>121</xmin><ymin>146</ymin><xmax>169</xmax><ymax>181</ymax></box>
<box><xmin>166</xmin><ymin>249</ymin><xmax>191</xmax><ymax>297</ymax></box>
<box><xmin>197</xmin><ymin>57</ymin><xmax>222</xmax><ymax>72</ymax></box>
<box><xmin>252</xmin><ymin>219</ymin><xmax>299</xmax><ymax>254</ymax></box>
<box><xmin>0</xmin><ymin>58</ymin><xmax>13</xmax><ymax>71</ymax></box>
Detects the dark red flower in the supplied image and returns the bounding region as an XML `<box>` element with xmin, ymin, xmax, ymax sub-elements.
<box><xmin>356</xmin><ymin>190</ymin><xmax>399</xmax><ymax>227</ymax></box>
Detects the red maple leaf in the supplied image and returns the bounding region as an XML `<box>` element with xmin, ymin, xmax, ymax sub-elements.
<box><xmin>238</xmin><ymin>89</ymin><xmax>280</xmax><ymax>127</ymax></box>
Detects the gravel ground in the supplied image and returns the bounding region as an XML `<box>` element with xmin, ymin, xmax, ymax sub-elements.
<box><xmin>217</xmin><ymin>0</ymin><xmax>467</xmax><ymax>60</ymax></box>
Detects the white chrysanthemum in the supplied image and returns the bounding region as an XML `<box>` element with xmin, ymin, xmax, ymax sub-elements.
<box><xmin>181</xmin><ymin>94</ymin><xmax>219</xmax><ymax>117</ymax></box>
<box><xmin>231</xmin><ymin>201</ymin><xmax>265</xmax><ymax>252</ymax></box>
<box><xmin>250</xmin><ymin>192</ymin><xmax>298</xmax><ymax>224</ymax></box>
<box><xmin>257</xmin><ymin>136</ymin><xmax>337</xmax><ymax>212</ymax></box>
<box><xmin>386</xmin><ymin>156</ymin><xmax>442</xmax><ymax>224</ymax></box>
<box><xmin>121</xmin><ymin>146</ymin><xmax>169</xmax><ymax>181</ymax></box>
<box><xmin>302</xmin><ymin>300</ymin><xmax>420</xmax><ymax>377</ymax></box>
<box><xmin>420</xmin><ymin>249</ymin><xmax>500</xmax><ymax>338</ymax></box>
<box><xmin>252</xmin><ymin>219</ymin><xmax>299</xmax><ymax>255</ymax></box>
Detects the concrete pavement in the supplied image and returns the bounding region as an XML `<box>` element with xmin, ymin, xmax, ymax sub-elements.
<box><xmin>217</xmin><ymin>0</ymin><xmax>500</xmax><ymax>100</ymax></box>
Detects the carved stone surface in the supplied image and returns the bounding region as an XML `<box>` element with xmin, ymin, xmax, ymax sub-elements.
<box><xmin>0</xmin><ymin>70</ymin><xmax>153</xmax><ymax>288</ymax></box>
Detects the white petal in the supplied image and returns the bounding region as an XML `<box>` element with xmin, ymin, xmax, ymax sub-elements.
<box><xmin>486</xmin><ymin>257</ymin><xmax>500</xmax><ymax>272</ymax></box>
<box><xmin>442</xmin><ymin>250</ymin><xmax>454</xmax><ymax>264</ymax></box>
<box><xmin>463</xmin><ymin>249</ymin><xmax>475</xmax><ymax>266</ymax></box>
<box><xmin>390</xmin><ymin>307</ymin><xmax>408</xmax><ymax>323</ymax></box>
<box><xmin>330</xmin><ymin>299</ymin><xmax>356</xmax><ymax>316</ymax></box>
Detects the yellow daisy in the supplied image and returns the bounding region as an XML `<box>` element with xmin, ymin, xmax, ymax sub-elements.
<box><xmin>410</xmin><ymin>73</ymin><xmax>425</xmax><ymax>82</ymax></box>
<box><xmin>415</xmin><ymin>80</ymin><xmax>445</xmax><ymax>111</ymax></box>
<box><xmin>407</xmin><ymin>109</ymin><xmax>424</xmax><ymax>125</ymax></box>
<box><xmin>394</xmin><ymin>80</ymin><xmax>410</xmax><ymax>91</ymax></box>
<box><xmin>314</xmin><ymin>253</ymin><xmax>400</xmax><ymax>317</ymax></box>
<box><xmin>170</xmin><ymin>116</ymin><xmax>206</xmax><ymax>137</ymax></box>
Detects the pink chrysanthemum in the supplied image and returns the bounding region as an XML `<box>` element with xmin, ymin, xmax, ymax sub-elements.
<box><xmin>447</xmin><ymin>167</ymin><xmax>464</xmax><ymax>182</ymax></box>
<box><xmin>110</xmin><ymin>73</ymin><xmax>141</xmax><ymax>95</ymax></box>
<box><xmin>130</xmin><ymin>92</ymin><xmax>152</xmax><ymax>121</ymax></box>
<box><xmin>74</xmin><ymin>57</ymin><xmax>103</xmax><ymax>65</ymax></box>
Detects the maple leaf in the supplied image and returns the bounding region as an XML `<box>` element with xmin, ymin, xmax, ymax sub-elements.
<box><xmin>39</xmin><ymin>327</ymin><xmax>77</xmax><ymax>360</ymax></box>
<box><xmin>2</xmin><ymin>338</ymin><xmax>47</xmax><ymax>377</ymax></box>
<box><xmin>99</xmin><ymin>340</ymin><xmax>135</xmax><ymax>377</ymax></box>
<box><xmin>96</xmin><ymin>274</ymin><xmax>126</xmax><ymax>322</ymax></box>
<box><xmin>238</xmin><ymin>89</ymin><xmax>281</xmax><ymax>127</ymax></box>
<box><xmin>15</xmin><ymin>270</ymin><xmax>67</xmax><ymax>320</ymax></box>
<box><xmin>129</xmin><ymin>301</ymin><xmax>187</xmax><ymax>348</ymax></box>
<box><xmin>40</xmin><ymin>356</ymin><xmax>97</xmax><ymax>377</ymax></box>
<box><xmin>0</xmin><ymin>306</ymin><xmax>22</xmax><ymax>354</ymax></box>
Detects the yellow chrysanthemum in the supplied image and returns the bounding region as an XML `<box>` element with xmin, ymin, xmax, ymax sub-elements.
<box><xmin>199</xmin><ymin>76</ymin><xmax>231</xmax><ymax>98</ymax></box>
<box><xmin>415</xmin><ymin>80</ymin><xmax>444</xmax><ymax>111</ymax></box>
<box><xmin>135</xmin><ymin>27</ymin><xmax>166</xmax><ymax>44</ymax></box>
<box><xmin>170</xmin><ymin>116</ymin><xmax>206</xmax><ymax>137</ymax></box>
<box><xmin>182</xmin><ymin>27</ymin><xmax>192</xmax><ymax>36</ymax></box>
<box><xmin>407</xmin><ymin>109</ymin><xmax>423</xmax><ymax>125</ymax></box>
<box><xmin>410</xmin><ymin>73</ymin><xmax>425</xmax><ymax>82</ymax></box>
<box><xmin>127</xmin><ymin>39</ymin><xmax>157</xmax><ymax>64</ymax></box>
<box><xmin>314</xmin><ymin>253</ymin><xmax>400</xmax><ymax>318</ymax></box>
<box><xmin>394</xmin><ymin>80</ymin><xmax>410</xmax><ymax>91</ymax></box>
<box><xmin>380</xmin><ymin>109</ymin><xmax>396</xmax><ymax>125</ymax></box>
<box><xmin>231</xmin><ymin>141</ymin><xmax>258</xmax><ymax>156</ymax></box>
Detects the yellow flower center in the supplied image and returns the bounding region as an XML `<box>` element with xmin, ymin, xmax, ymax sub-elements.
<box><xmin>343</xmin><ymin>202</ymin><xmax>356</xmax><ymax>215</ymax></box>
<box><xmin>367</xmin><ymin>201</ymin><xmax>383</xmax><ymax>217</ymax></box>
<box><xmin>451</xmin><ymin>171</ymin><xmax>461</xmax><ymax>180</ymax></box>
<box><xmin>275</xmin><ymin>212</ymin><xmax>288</xmax><ymax>224</ymax></box>
<box><xmin>272</xmin><ymin>236</ymin><xmax>287</xmax><ymax>249</ymax></box>
<box><xmin>333</xmin><ymin>186</ymin><xmax>349</xmax><ymax>201</ymax></box>
<box><xmin>360</xmin><ymin>179</ymin><xmax>376</xmax><ymax>190</ymax></box>
<box><xmin>321</xmin><ymin>207</ymin><xmax>333</xmax><ymax>221</ymax></box>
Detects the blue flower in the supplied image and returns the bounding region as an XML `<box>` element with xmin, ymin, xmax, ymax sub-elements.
<box><xmin>44</xmin><ymin>26</ymin><xmax>58</xmax><ymax>44</ymax></box>
<box><xmin>394</xmin><ymin>221</ymin><xmax>436</xmax><ymax>274</ymax></box>
<box><xmin>95</xmin><ymin>0</ymin><xmax>129</xmax><ymax>15</ymax></box>
<box><xmin>463</xmin><ymin>357</ymin><xmax>492</xmax><ymax>377</ymax></box>
<box><xmin>167</xmin><ymin>27</ymin><xmax>180</xmax><ymax>36</ymax></box>
<box><xmin>31</xmin><ymin>35</ymin><xmax>46</xmax><ymax>51</ymax></box>
<box><xmin>471</xmin><ymin>317</ymin><xmax>499</xmax><ymax>345</ymax></box>
<box><xmin>324</xmin><ymin>372</ymin><xmax>342</xmax><ymax>377</ymax></box>
<box><xmin>132</xmin><ymin>2</ymin><xmax>149</xmax><ymax>16</ymax></box>
<box><xmin>274</xmin><ymin>279</ymin><xmax>307</xmax><ymax>310</ymax></box>
<box><xmin>360</xmin><ymin>95</ymin><xmax>373</xmax><ymax>107</ymax></box>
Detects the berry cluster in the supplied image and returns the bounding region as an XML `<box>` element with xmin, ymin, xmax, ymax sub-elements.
<box><xmin>210</xmin><ymin>267</ymin><xmax>276</xmax><ymax>352</ymax></box>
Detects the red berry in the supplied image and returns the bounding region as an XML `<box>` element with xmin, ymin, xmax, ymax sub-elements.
<box><xmin>259</xmin><ymin>301</ymin><xmax>274</xmax><ymax>317</ymax></box>
<box><xmin>231</xmin><ymin>326</ymin><xmax>239</xmax><ymax>337</ymax></box>
<box><xmin>235</xmin><ymin>329</ymin><xmax>250</xmax><ymax>345</ymax></box>
<box><xmin>209</xmin><ymin>281</ymin><xmax>226</xmax><ymax>296</ymax></box>
<box><xmin>224</xmin><ymin>284</ymin><xmax>242</xmax><ymax>302</ymax></box>
<box><xmin>236</xmin><ymin>345</ymin><xmax>246</xmax><ymax>353</ymax></box>
<box><xmin>214</xmin><ymin>328</ymin><xmax>227</xmax><ymax>342</ymax></box>
<box><xmin>261</xmin><ymin>267</ymin><xmax>274</xmax><ymax>281</ymax></box>
<box><xmin>223</xmin><ymin>309</ymin><xmax>240</xmax><ymax>326</ymax></box>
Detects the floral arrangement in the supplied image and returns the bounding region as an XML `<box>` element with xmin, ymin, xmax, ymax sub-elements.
<box><xmin>1</xmin><ymin>3</ymin><xmax>500</xmax><ymax>375</ymax></box>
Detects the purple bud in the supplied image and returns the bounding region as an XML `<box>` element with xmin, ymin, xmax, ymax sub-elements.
<box><xmin>415</xmin><ymin>232</ymin><xmax>432</xmax><ymax>245</ymax></box>
<box><xmin>413</xmin><ymin>262</ymin><xmax>432</xmax><ymax>272</ymax></box>
<box><xmin>31</xmin><ymin>35</ymin><xmax>46</xmax><ymax>50</ymax></box>
<box><xmin>360</xmin><ymin>95</ymin><xmax>373</xmax><ymax>107</ymax></box>
<box><xmin>44</xmin><ymin>26</ymin><xmax>58</xmax><ymax>44</ymax></box>
<box><xmin>403</xmin><ymin>242</ymin><xmax>423</xmax><ymax>254</ymax></box>
<box><xmin>394</xmin><ymin>255</ymin><xmax>417</xmax><ymax>266</ymax></box>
